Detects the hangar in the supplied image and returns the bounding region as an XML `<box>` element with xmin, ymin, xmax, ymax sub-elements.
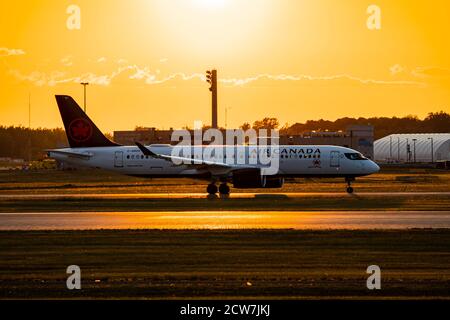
<box><xmin>374</xmin><ymin>133</ymin><xmax>450</xmax><ymax>163</ymax></box>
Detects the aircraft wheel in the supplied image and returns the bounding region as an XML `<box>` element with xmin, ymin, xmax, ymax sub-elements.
<box><xmin>207</xmin><ymin>183</ymin><xmax>218</xmax><ymax>195</ymax></box>
<box><xmin>346</xmin><ymin>186</ymin><xmax>354</xmax><ymax>194</ymax></box>
<box><xmin>219</xmin><ymin>183</ymin><xmax>230</xmax><ymax>195</ymax></box>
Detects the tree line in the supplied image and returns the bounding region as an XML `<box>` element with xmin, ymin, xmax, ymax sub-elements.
<box><xmin>0</xmin><ymin>127</ymin><xmax>67</xmax><ymax>160</ymax></box>
<box><xmin>0</xmin><ymin>111</ymin><xmax>448</xmax><ymax>160</ymax></box>
<box><xmin>242</xmin><ymin>111</ymin><xmax>450</xmax><ymax>140</ymax></box>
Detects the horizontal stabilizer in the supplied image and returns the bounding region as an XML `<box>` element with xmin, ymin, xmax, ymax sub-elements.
<box><xmin>47</xmin><ymin>149</ymin><xmax>93</xmax><ymax>160</ymax></box>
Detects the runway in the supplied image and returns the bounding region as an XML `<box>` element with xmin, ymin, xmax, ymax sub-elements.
<box><xmin>1</xmin><ymin>191</ymin><xmax>449</xmax><ymax>200</ymax></box>
<box><xmin>1</xmin><ymin>210</ymin><xmax>450</xmax><ymax>230</ymax></box>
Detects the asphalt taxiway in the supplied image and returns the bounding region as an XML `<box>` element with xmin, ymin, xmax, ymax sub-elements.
<box><xmin>0</xmin><ymin>191</ymin><xmax>449</xmax><ymax>200</ymax></box>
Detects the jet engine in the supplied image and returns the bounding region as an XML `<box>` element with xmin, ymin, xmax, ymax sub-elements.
<box><xmin>232</xmin><ymin>170</ymin><xmax>284</xmax><ymax>189</ymax></box>
<box><xmin>232</xmin><ymin>169</ymin><xmax>266</xmax><ymax>188</ymax></box>
<box><xmin>264</xmin><ymin>177</ymin><xmax>284</xmax><ymax>188</ymax></box>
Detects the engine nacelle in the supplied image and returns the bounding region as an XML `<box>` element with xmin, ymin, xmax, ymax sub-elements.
<box><xmin>232</xmin><ymin>169</ymin><xmax>267</xmax><ymax>188</ymax></box>
<box><xmin>232</xmin><ymin>170</ymin><xmax>284</xmax><ymax>189</ymax></box>
<box><xmin>264</xmin><ymin>177</ymin><xmax>284</xmax><ymax>188</ymax></box>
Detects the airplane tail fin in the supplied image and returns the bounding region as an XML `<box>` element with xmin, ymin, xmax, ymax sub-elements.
<box><xmin>55</xmin><ymin>95</ymin><xmax>120</xmax><ymax>148</ymax></box>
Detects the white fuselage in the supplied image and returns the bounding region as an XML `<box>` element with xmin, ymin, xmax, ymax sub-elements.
<box><xmin>49</xmin><ymin>145</ymin><xmax>380</xmax><ymax>178</ymax></box>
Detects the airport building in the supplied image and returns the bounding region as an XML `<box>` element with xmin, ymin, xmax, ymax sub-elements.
<box><xmin>113</xmin><ymin>127</ymin><xmax>174</xmax><ymax>146</ymax></box>
<box><xmin>279</xmin><ymin>125</ymin><xmax>374</xmax><ymax>159</ymax></box>
<box><xmin>374</xmin><ymin>133</ymin><xmax>450</xmax><ymax>163</ymax></box>
<box><xmin>114</xmin><ymin>124</ymin><xmax>374</xmax><ymax>158</ymax></box>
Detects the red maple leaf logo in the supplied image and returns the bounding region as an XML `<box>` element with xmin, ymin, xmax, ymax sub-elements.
<box><xmin>69</xmin><ymin>119</ymin><xmax>92</xmax><ymax>142</ymax></box>
<box><xmin>313</xmin><ymin>159</ymin><xmax>321</xmax><ymax>168</ymax></box>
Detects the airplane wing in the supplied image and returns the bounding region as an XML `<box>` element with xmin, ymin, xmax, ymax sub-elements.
<box><xmin>47</xmin><ymin>149</ymin><xmax>93</xmax><ymax>160</ymax></box>
<box><xmin>135</xmin><ymin>142</ymin><xmax>258</xmax><ymax>173</ymax></box>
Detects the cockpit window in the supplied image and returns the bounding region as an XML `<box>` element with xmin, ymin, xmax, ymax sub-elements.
<box><xmin>344</xmin><ymin>153</ymin><xmax>368</xmax><ymax>160</ymax></box>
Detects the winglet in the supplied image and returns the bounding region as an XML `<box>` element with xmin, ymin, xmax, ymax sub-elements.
<box><xmin>135</xmin><ymin>142</ymin><xmax>160</xmax><ymax>158</ymax></box>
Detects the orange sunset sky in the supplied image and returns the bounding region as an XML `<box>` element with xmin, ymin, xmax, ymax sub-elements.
<box><xmin>1</xmin><ymin>0</ymin><xmax>449</xmax><ymax>132</ymax></box>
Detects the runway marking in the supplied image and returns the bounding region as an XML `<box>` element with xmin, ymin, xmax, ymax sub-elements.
<box><xmin>1</xmin><ymin>211</ymin><xmax>450</xmax><ymax>230</ymax></box>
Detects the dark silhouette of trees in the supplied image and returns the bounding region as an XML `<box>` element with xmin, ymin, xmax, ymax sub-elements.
<box><xmin>248</xmin><ymin>111</ymin><xmax>450</xmax><ymax>140</ymax></box>
<box><xmin>423</xmin><ymin>111</ymin><xmax>450</xmax><ymax>132</ymax></box>
<box><xmin>252</xmin><ymin>117</ymin><xmax>279</xmax><ymax>130</ymax></box>
<box><xmin>0</xmin><ymin>126</ymin><xmax>68</xmax><ymax>160</ymax></box>
<box><xmin>240</xmin><ymin>122</ymin><xmax>251</xmax><ymax>131</ymax></box>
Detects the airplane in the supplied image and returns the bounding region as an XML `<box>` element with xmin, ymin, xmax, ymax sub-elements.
<box><xmin>47</xmin><ymin>95</ymin><xmax>380</xmax><ymax>195</ymax></box>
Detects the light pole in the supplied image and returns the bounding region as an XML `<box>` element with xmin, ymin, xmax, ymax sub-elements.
<box><xmin>80</xmin><ymin>82</ymin><xmax>89</xmax><ymax>113</ymax></box>
<box><xmin>206</xmin><ymin>70</ymin><xmax>218</xmax><ymax>129</ymax></box>
<box><xmin>397</xmin><ymin>137</ymin><xmax>400</xmax><ymax>162</ymax></box>
<box><xmin>412</xmin><ymin>138</ymin><xmax>417</xmax><ymax>163</ymax></box>
<box><xmin>428</xmin><ymin>137</ymin><xmax>434</xmax><ymax>163</ymax></box>
<box><xmin>28</xmin><ymin>93</ymin><xmax>31</xmax><ymax>129</ymax></box>
<box><xmin>28</xmin><ymin>93</ymin><xmax>31</xmax><ymax>162</ymax></box>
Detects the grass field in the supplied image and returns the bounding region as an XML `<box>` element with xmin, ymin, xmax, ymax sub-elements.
<box><xmin>0</xmin><ymin>229</ymin><xmax>449</xmax><ymax>299</ymax></box>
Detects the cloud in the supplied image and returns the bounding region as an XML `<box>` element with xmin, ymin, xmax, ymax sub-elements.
<box><xmin>124</xmin><ymin>67</ymin><xmax>424</xmax><ymax>87</ymax></box>
<box><xmin>10</xmin><ymin>70</ymin><xmax>66</xmax><ymax>86</ymax></box>
<box><xmin>0</xmin><ymin>50</ymin><xmax>432</xmax><ymax>89</ymax></box>
<box><xmin>129</xmin><ymin>66</ymin><xmax>151</xmax><ymax>80</ymax></box>
<box><xmin>9</xmin><ymin>62</ymin><xmax>426</xmax><ymax>88</ymax></box>
<box><xmin>10</xmin><ymin>68</ymin><xmax>123</xmax><ymax>86</ymax></box>
<box><xmin>11</xmin><ymin>64</ymin><xmax>202</xmax><ymax>87</ymax></box>
<box><xmin>60</xmin><ymin>55</ymin><xmax>73</xmax><ymax>67</ymax></box>
<box><xmin>218</xmin><ymin>73</ymin><xmax>424</xmax><ymax>87</ymax></box>
<box><xmin>0</xmin><ymin>47</ymin><xmax>26</xmax><ymax>57</ymax></box>
<box><xmin>390</xmin><ymin>64</ymin><xmax>404</xmax><ymax>75</ymax></box>
<box><xmin>141</xmin><ymin>71</ymin><xmax>204</xmax><ymax>84</ymax></box>
<box><xmin>116</xmin><ymin>58</ymin><xmax>128</xmax><ymax>64</ymax></box>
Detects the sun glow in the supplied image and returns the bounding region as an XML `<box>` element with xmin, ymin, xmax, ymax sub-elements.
<box><xmin>194</xmin><ymin>0</ymin><xmax>226</xmax><ymax>9</ymax></box>
<box><xmin>151</xmin><ymin>0</ymin><xmax>273</xmax><ymax>63</ymax></box>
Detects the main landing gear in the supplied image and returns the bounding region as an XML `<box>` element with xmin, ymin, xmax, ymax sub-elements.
<box><xmin>345</xmin><ymin>177</ymin><xmax>355</xmax><ymax>194</ymax></box>
<box><xmin>207</xmin><ymin>182</ymin><xmax>230</xmax><ymax>196</ymax></box>
<box><xmin>207</xmin><ymin>183</ymin><xmax>218</xmax><ymax>195</ymax></box>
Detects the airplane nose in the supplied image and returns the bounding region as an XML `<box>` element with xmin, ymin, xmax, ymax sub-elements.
<box><xmin>370</xmin><ymin>161</ymin><xmax>380</xmax><ymax>173</ymax></box>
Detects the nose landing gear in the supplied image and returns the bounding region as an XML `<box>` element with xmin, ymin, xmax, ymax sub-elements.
<box><xmin>345</xmin><ymin>177</ymin><xmax>355</xmax><ymax>194</ymax></box>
